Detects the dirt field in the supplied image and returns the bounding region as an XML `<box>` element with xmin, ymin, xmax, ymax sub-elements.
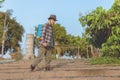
<box><xmin>0</xmin><ymin>59</ymin><xmax>120</xmax><ymax>80</ymax></box>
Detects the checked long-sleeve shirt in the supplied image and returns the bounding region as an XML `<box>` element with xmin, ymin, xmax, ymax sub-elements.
<box><xmin>40</xmin><ymin>23</ymin><xmax>54</xmax><ymax>48</ymax></box>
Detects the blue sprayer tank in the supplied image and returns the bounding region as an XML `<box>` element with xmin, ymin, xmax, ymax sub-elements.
<box><xmin>37</xmin><ymin>24</ymin><xmax>43</xmax><ymax>38</ymax></box>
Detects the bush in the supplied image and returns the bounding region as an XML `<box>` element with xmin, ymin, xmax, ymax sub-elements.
<box><xmin>102</xmin><ymin>27</ymin><xmax>120</xmax><ymax>58</ymax></box>
<box><xmin>90</xmin><ymin>57</ymin><xmax>120</xmax><ymax>65</ymax></box>
<box><xmin>51</xmin><ymin>54</ymin><xmax>56</xmax><ymax>60</ymax></box>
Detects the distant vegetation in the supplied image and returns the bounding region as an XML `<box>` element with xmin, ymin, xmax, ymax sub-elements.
<box><xmin>0</xmin><ymin>0</ymin><xmax>119</xmax><ymax>64</ymax></box>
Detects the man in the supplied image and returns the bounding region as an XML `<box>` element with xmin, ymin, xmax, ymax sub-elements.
<box><xmin>31</xmin><ymin>15</ymin><xmax>57</xmax><ymax>71</ymax></box>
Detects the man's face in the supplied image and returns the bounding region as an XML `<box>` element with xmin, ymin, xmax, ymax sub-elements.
<box><xmin>49</xmin><ymin>19</ymin><xmax>55</xmax><ymax>26</ymax></box>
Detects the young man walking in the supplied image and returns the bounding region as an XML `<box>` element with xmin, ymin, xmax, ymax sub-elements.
<box><xmin>31</xmin><ymin>15</ymin><xmax>57</xmax><ymax>71</ymax></box>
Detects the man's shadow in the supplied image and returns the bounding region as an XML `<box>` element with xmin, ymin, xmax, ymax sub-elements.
<box><xmin>36</xmin><ymin>60</ymin><xmax>74</xmax><ymax>71</ymax></box>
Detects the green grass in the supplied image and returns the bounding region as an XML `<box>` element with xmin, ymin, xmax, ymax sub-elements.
<box><xmin>90</xmin><ymin>57</ymin><xmax>120</xmax><ymax>65</ymax></box>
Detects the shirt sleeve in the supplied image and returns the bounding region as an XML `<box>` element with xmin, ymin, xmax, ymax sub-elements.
<box><xmin>40</xmin><ymin>24</ymin><xmax>47</xmax><ymax>44</ymax></box>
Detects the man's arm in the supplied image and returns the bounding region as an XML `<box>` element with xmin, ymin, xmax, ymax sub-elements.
<box><xmin>40</xmin><ymin>24</ymin><xmax>48</xmax><ymax>47</ymax></box>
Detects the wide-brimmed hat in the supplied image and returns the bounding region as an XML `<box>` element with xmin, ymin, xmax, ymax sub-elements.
<box><xmin>48</xmin><ymin>15</ymin><xmax>57</xmax><ymax>21</ymax></box>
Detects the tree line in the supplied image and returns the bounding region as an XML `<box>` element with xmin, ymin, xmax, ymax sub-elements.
<box><xmin>0</xmin><ymin>0</ymin><xmax>119</xmax><ymax>59</ymax></box>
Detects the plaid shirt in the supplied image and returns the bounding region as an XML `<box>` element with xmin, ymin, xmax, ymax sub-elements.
<box><xmin>40</xmin><ymin>23</ymin><xmax>54</xmax><ymax>47</ymax></box>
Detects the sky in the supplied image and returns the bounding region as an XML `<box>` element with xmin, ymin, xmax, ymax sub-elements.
<box><xmin>0</xmin><ymin>0</ymin><xmax>114</xmax><ymax>55</ymax></box>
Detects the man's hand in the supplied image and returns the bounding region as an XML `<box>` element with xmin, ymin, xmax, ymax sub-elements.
<box><xmin>42</xmin><ymin>43</ymin><xmax>48</xmax><ymax>47</ymax></box>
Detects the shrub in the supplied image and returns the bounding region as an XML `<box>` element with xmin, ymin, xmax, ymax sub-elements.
<box><xmin>90</xmin><ymin>57</ymin><xmax>120</xmax><ymax>65</ymax></box>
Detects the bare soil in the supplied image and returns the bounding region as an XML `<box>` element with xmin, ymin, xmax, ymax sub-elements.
<box><xmin>0</xmin><ymin>59</ymin><xmax>120</xmax><ymax>80</ymax></box>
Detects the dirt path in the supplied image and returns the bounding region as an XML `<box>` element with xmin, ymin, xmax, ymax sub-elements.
<box><xmin>0</xmin><ymin>59</ymin><xmax>120</xmax><ymax>80</ymax></box>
